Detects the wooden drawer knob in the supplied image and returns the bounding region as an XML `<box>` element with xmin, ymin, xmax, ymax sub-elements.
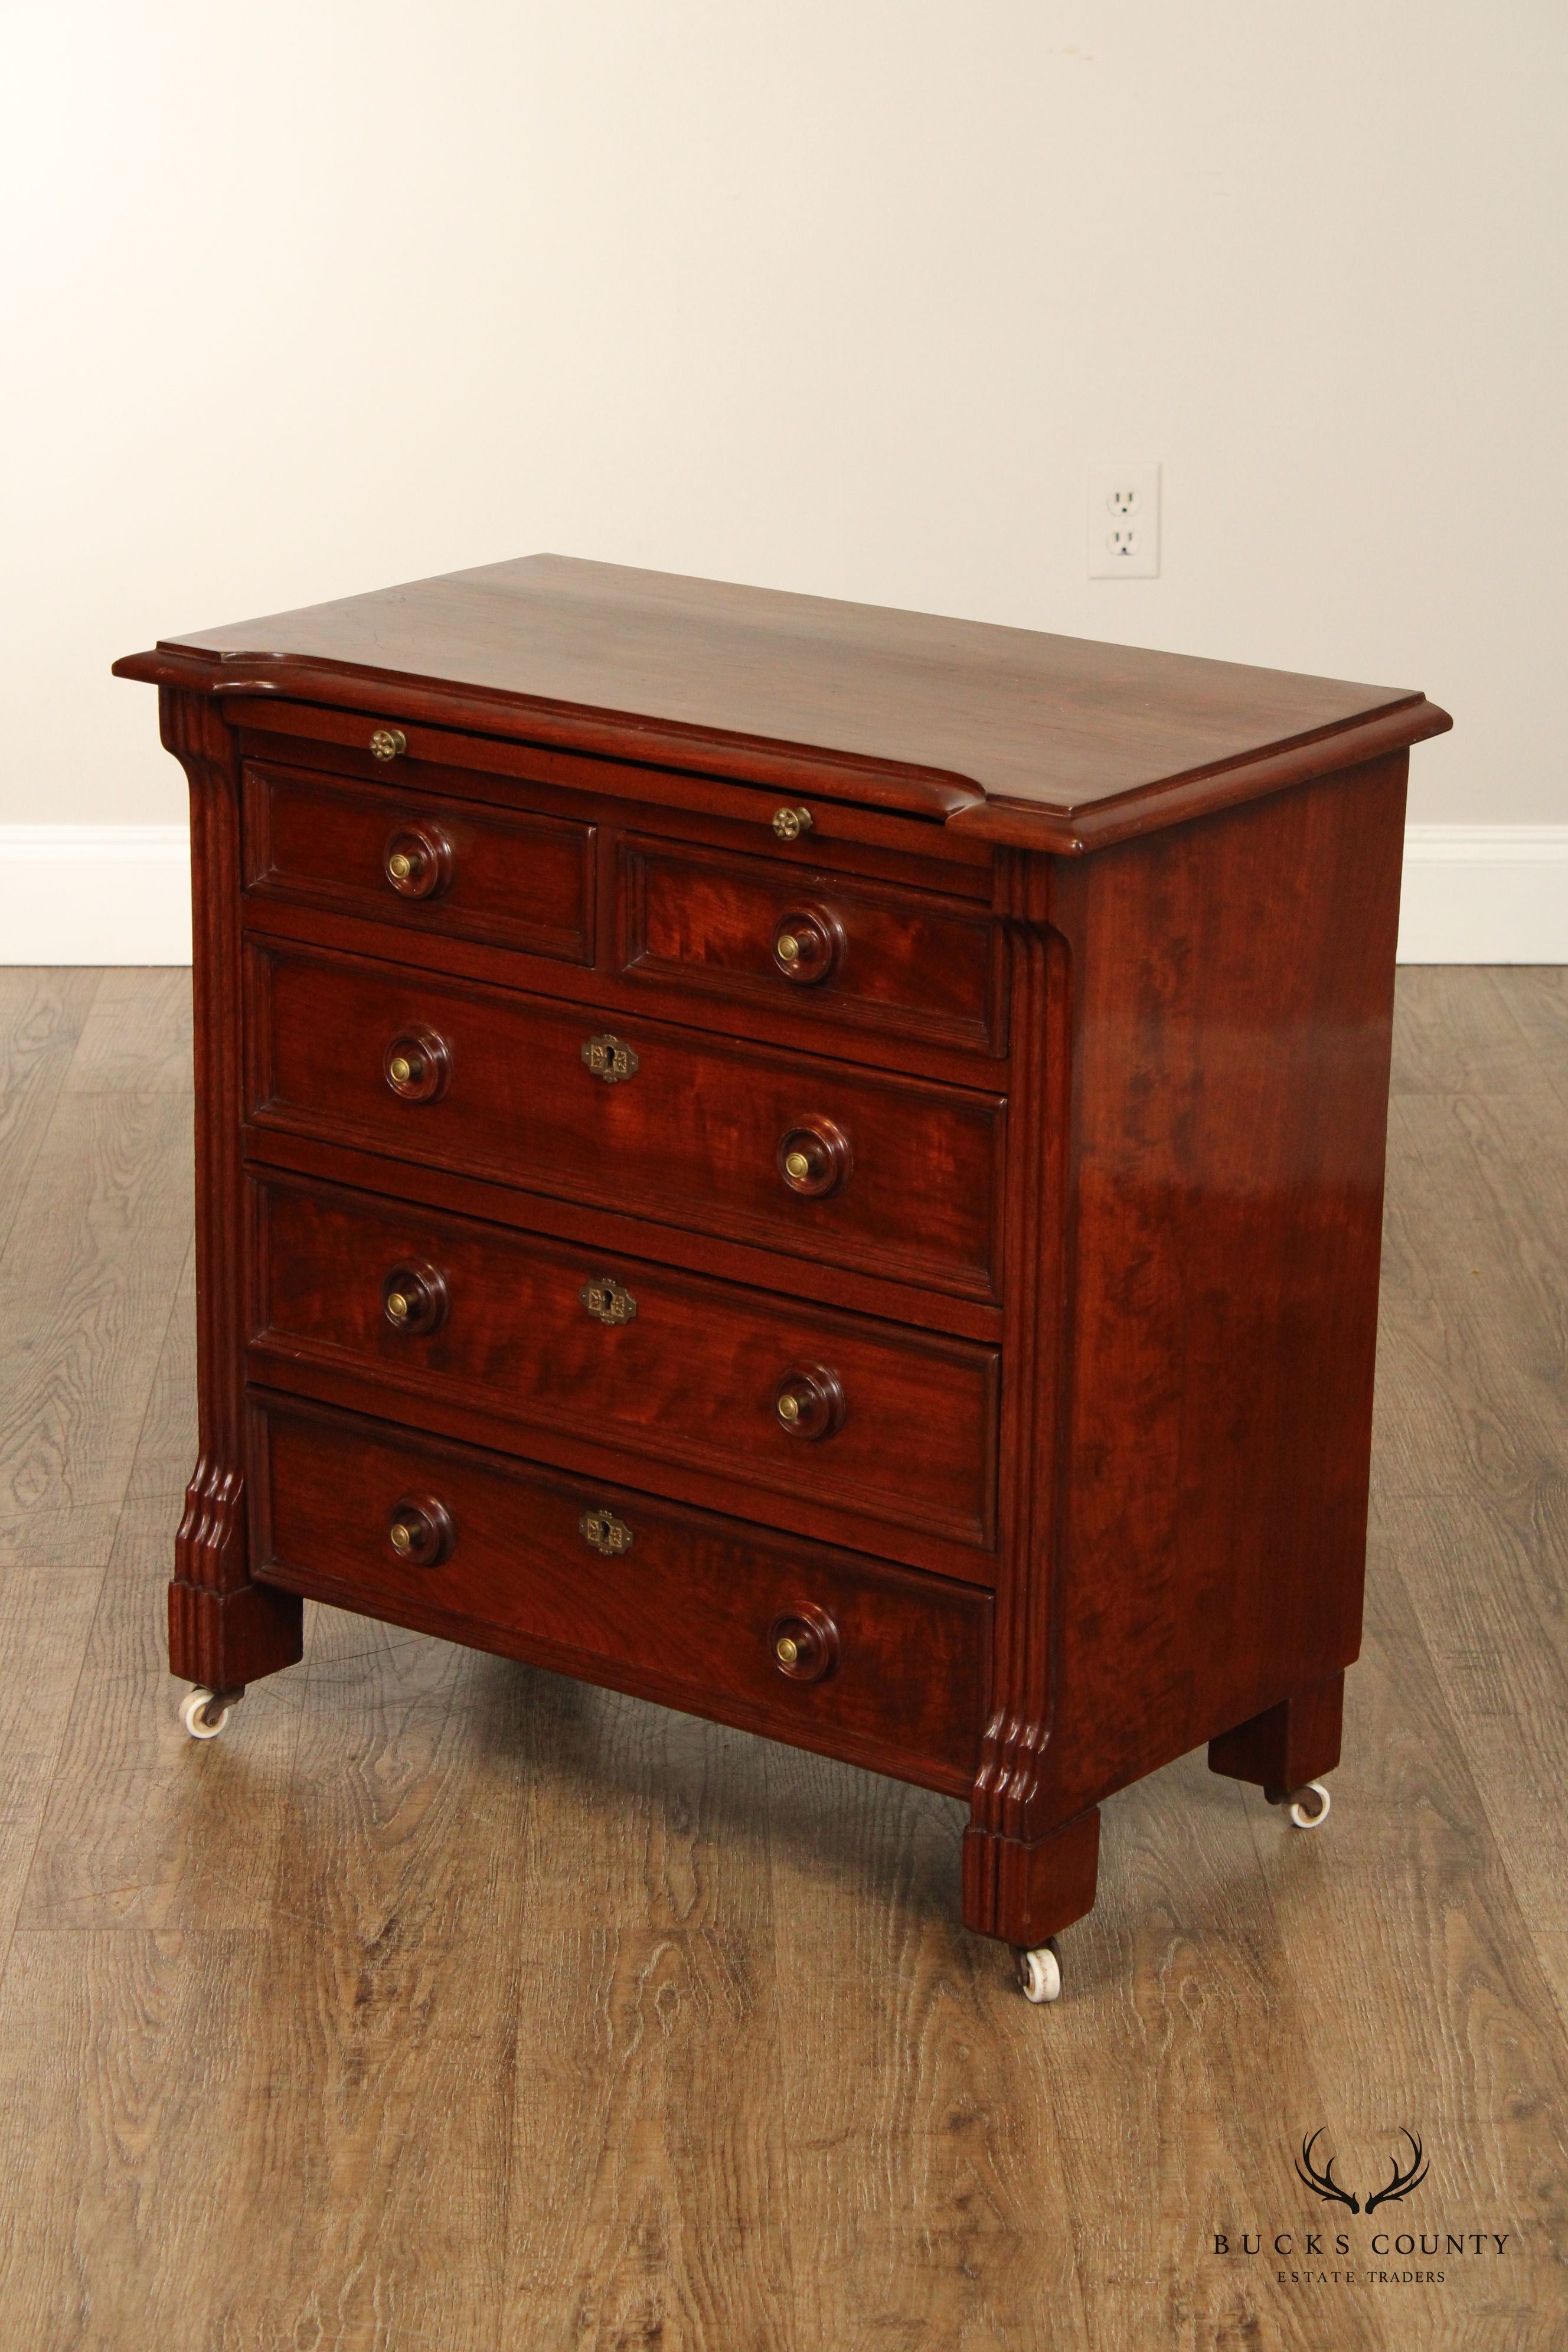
<box><xmin>387</xmin><ymin>1495</ymin><xmax>453</xmax><ymax>1567</ymax></box>
<box><xmin>772</xmin><ymin>906</ymin><xmax>842</xmax><ymax>985</ymax></box>
<box><xmin>778</xmin><ymin>1117</ymin><xmax>851</xmax><ymax>1199</ymax></box>
<box><xmin>773</xmin><ymin>1365</ymin><xmax>845</xmax><ymax>1440</ymax></box>
<box><xmin>769</xmin><ymin>1603</ymin><xmax>839</xmax><ymax>1682</ymax></box>
<box><xmin>383</xmin><ymin>821</ymin><xmax>453</xmax><ymax>900</ymax></box>
<box><xmin>381</xmin><ymin>1260</ymin><xmax>448</xmax><ymax>1335</ymax></box>
<box><xmin>383</xmin><ymin>1025</ymin><xmax>450</xmax><ymax>1102</ymax></box>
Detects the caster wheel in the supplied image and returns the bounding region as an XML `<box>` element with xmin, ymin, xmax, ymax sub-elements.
<box><xmin>179</xmin><ymin>1685</ymin><xmax>238</xmax><ymax>1740</ymax></box>
<box><xmin>1014</xmin><ymin>1941</ymin><xmax>1062</xmax><ymax>2004</ymax></box>
<box><xmin>1285</xmin><ymin>1781</ymin><xmax>1331</xmax><ymax>1830</ymax></box>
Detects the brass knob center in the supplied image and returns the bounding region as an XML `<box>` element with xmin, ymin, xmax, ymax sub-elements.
<box><xmin>387</xmin><ymin>850</ymin><xmax>414</xmax><ymax>882</ymax></box>
<box><xmin>783</xmin><ymin>1149</ymin><xmax>811</xmax><ymax>1181</ymax></box>
<box><xmin>773</xmin><ymin>1364</ymin><xmax>845</xmax><ymax>1441</ymax></box>
<box><xmin>386</xmin><ymin>1493</ymin><xmax>453</xmax><ymax>1566</ymax></box>
<box><xmin>384</xmin><ymin>1027</ymin><xmax>449</xmax><ymax>1103</ymax></box>
<box><xmin>769</xmin><ymin>1605</ymin><xmax>838</xmax><ymax>1681</ymax></box>
<box><xmin>776</xmin><ymin>933</ymin><xmax>801</xmax><ymax>965</ymax></box>
<box><xmin>386</xmin><ymin>1291</ymin><xmax>410</xmax><ymax>1322</ymax></box>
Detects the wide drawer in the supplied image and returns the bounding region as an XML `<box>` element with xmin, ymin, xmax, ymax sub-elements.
<box><xmin>247</xmin><ymin>1393</ymin><xmax>991</xmax><ymax>1795</ymax></box>
<box><xmin>617</xmin><ymin>834</ymin><xmax>1004</xmax><ymax>1054</ymax></box>
<box><xmin>244</xmin><ymin>939</ymin><xmax>1005</xmax><ymax>1301</ymax></box>
<box><xmin>249</xmin><ymin>1172</ymin><xmax>998</xmax><ymax>1552</ymax></box>
<box><xmin>243</xmin><ymin>761</ymin><xmax>594</xmax><ymax>964</ymax></box>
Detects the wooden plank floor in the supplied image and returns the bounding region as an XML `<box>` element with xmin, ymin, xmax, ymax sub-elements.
<box><xmin>0</xmin><ymin>965</ymin><xmax>1563</xmax><ymax>2351</ymax></box>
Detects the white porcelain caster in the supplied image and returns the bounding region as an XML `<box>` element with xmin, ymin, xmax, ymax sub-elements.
<box><xmin>1014</xmin><ymin>1940</ymin><xmax>1063</xmax><ymax>2004</ymax></box>
<box><xmin>179</xmin><ymin>1685</ymin><xmax>239</xmax><ymax>1740</ymax></box>
<box><xmin>1285</xmin><ymin>1781</ymin><xmax>1331</xmax><ymax>1829</ymax></box>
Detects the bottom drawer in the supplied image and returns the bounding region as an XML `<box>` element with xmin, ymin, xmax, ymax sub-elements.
<box><xmin>247</xmin><ymin>1393</ymin><xmax>991</xmax><ymax>1795</ymax></box>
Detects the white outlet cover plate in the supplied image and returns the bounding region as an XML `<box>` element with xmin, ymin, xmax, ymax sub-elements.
<box><xmin>1087</xmin><ymin>461</ymin><xmax>1161</xmax><ymax>579</ymax></box>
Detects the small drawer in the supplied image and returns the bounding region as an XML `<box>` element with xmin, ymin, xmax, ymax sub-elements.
<box><xmin>247</xmin><ymin>1393</ymin><xmax>991</xmax><ymax>1796</ymax></box>
<box><xmin>242</xmin><ymin>762</ymin><xmax>594</xmax><ymax>964</ymax></box>
<box><xmin>244</xmin><ymin>940</ymin><xmax>1005</xmax><ymax>1302</ymax></box>
<box><xmin>619</xmin><ymin>835</ymin><xmax>1004</xmax><ymax>1053</ymax></box>
<box><xmin>248</xmin><ymin>1172</ymin><xmax>999</xmax><ymax>1553</ymax></box>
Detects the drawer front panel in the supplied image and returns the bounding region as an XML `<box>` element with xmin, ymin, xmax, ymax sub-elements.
<box><xmin>619</xmin><ymin>837</ymin><xmax>1004</xmax><ymax>1053</ymax></box>
<box><xmin>243</xmin><ymin>763</ymin><xmax>594</xmax><ymax>963</ymax></box>
<box><xmin>246</xmin><ymin>941</ymin><xmax>1005</xmax><ymax>1300</ymax></box>
<box><xmin>251</xmin><ymin>1175</ymin><xmax>998</xmax><ymax>1550</ymax></box>
<box><xmin>249</xmin><ymin>1395</ymin><xmax>991</xmax><ymax>1794</ymax></box>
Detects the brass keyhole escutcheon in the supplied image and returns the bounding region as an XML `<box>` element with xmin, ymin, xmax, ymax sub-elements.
<box><xmin>369</xmin><ymin>726</ymin><xmax>408</xmax><ymax>762</ymax></box>
<box><xmin>773</xmin><ymin>1364</ymin><xmax>845</xmax><ymax>1442</ymax></box>
<box><xmin>580</xmin><ymin>1507</ymin><xmax>633</xmax><ymax>1557</ymax></box>
<box><xmin>769</xmin><ymin>1603</ymin><xmax>839</xmax><ymax>1683</ymax></box>
<box><xmin>383</xmin><ymin>1026</ymin><xmax>451</xmax><ymax>1103</ymax></box>
<box><xmin>580</xmin><ymin>1275</ymin><xmax>637</xmax><ymax>1327</ymax></box>
<box><xmin>383</xmin><ymin>821</ymin><xmax>453</xmax><ymax>901</ymax></box>
<box><xmin>581</xmin><ymin>1033</ymin><xmax>639</xmax><ymax>1083</ymax></box>
<box><xmin>771</xmin><ymin>906</ymin><xmax>842</xmax><ymax>986</ymax></box>
<box><xmin>386</xmin><ymin>1494</ymin><xmax>454</xmax><ymax>1567</ymax></box>
<box><xmin>777</xmin><ymin>1118</ymin><xmax>851</xmax><ymax>1200</ymax></box>
<box><xmin>381</xmin><ymin>1260</ymin><xmax>447</xmax><ymax>1335</ymax></box>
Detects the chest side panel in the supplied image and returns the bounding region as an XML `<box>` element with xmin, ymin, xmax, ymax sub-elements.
<box><xmin>1037</xmin><ymin>754</ymin><xmax>1409</xmax><ymax>1815</ymax></box>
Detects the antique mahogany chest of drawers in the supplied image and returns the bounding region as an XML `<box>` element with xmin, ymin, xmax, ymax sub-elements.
<box><xmin>116</xmin><ymin>557</ymin><xmax>1450</xmax><ymax>2001</ymax></box>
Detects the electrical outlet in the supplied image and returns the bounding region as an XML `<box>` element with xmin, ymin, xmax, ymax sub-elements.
<box><xmin>1087</xmin><ymin>462</ymin><xmax>1161</xmax><ymax>579</ymax></box>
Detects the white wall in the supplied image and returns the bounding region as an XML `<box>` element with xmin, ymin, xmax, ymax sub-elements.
<box><xmin>2</xmin><ymin>4</ymin><xmax>1563</xmax><ymax>871</ymax></box>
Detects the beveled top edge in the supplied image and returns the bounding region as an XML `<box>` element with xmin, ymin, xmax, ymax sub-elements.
<box><xmin>115</xmin><ymin>552</ymin><xmax>1451</xmax><ymax>842</ymax></box>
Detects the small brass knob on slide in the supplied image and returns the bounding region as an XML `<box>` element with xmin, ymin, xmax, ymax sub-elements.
<box><xmin>381</xmin><ymin>1260</ymin><xmax>448</xmax><ymax>1335</ymax></box>
<box><xmin>369</xmin><ymin>726</ymin><xmax>408</xmax><ymax>762</ymax></box>
<box><xmin>773</xmin><ymin>1364</ymin><xmax>845</xmax><ymax>1441</ymax></box>
<box><xmin>383</xmin><ymin>821</ymin><xmax>453</xmax><ymax>900</ymax></box>
<box><xmin>383</xmin><ymin>1025</ymin><xmax>451</xmax><ymax>1102</ymax></box>
<box><xmin>768</xmin><ymin>1603</ymin><xmax>839</xmax><ymax>1683</ymax></box>
<box><xmin>771</xmin><ymin>906</ymin><xmax>842</xmax><ymax>986</ymax></box>
<box><xmin>776</xmin><ymin>1117</ymin><xmax>851</xmax><ymax>1200</ymax></box>
<box><xmin>387</xmin><ymin>1494</ymin><xmax>454</xmax><ymax>1567</ymax></box>
<box><xmin>772</xmin><ymin>806</ymin><xmax>813</xmax><ymax>842</ymax></box>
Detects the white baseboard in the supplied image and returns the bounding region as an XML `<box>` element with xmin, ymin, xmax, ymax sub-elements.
<box><xmin>0</xmin><ymin>822</ymin><xmax>1563</xmax><ymax>966</ymax></box>
<box><xmin>0</xmin><ymin>827</ymin><xmax>192</xmax><ymax>964</ymax></box>
<box><xmin>1396</xmin><ymin>824</ymin><xmax>1568</xmax><ymax>962</ymax></box>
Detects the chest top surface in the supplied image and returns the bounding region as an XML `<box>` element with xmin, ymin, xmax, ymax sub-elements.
<box><xmin>115</xmin><ymin>553</ymin><xmax>1449</xmax><ymax>851</ymax></box>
